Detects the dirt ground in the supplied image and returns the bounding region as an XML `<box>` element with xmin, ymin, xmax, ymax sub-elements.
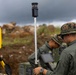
<box><xmin>0</xmin><ymin>44</ymin><xmax>35</xmax><ymax>75</ymax></box>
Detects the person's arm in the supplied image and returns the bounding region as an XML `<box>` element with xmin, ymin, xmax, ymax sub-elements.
<box><xmin>28</xmin><ymin>41</ymin><xmax>53</xmax><ymax>68</ymax></box>
<box><xmin>33</xmin><ymin>51</ymin><xmax>70</xmax><ymax>75</ymax></box>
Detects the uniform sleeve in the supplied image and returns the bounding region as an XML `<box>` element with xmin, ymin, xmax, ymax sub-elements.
<box><xmin>46</xmin><ymin>51</ymin><xmax>70</xmax><ymax>75</ymax></box>
<box><xmin>28</xmin><ymin>41</ymin><xmax>53</xmax><ymax>68</ymax></box>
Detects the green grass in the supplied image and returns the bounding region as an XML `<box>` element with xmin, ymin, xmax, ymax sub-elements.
<box><xmin>55</xmin><ymin>26</ymin><xmax>60</xmax><ymax>34</ymax></box>
<box><xmin>3</xmin><ymin>35</ymin><xmax>33</xmax><ymax>46</ymax></box>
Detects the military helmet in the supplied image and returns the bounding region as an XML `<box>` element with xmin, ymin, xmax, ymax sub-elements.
<box><xmin>60</xmin><ymin>22</ymin><xmax>76</xmax><ymax>35</ymax></box>
<box><xmin>51</xmin><ymin>34</ymin><xmax>62</xmax><ymax>46</ymax></box>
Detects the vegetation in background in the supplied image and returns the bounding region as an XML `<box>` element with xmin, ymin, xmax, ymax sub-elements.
<box><xmin>37</xmin><ymin>24</ymin><xmax>60</xmax><ymax>36</ymax></box>
<box><xmin>2</xmin><ymin>25</ymin><xmax>60</xmax><ymax>62</ymax></box>
<box><xmin>3</xmin><ymin>25</ymin><xmax>60</xmax><ymax>46</ymax></box>
<box><xmin>3</xmin><ymin>35</ymin><xmax>33</xmax><ymax>46</ymax></box>
<box><xmin>55</xmin><ymin>26</ymin><xmax>60</xmax><ymax>34</ymax></box>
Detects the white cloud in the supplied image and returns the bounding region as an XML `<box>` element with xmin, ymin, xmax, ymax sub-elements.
<box><xmin>70</xmin><ymin>19</ymin><xmax>76</xmax><ymax>23</ymax></box>
<box><xmin>50</xmin><ymin>21</ymin><xmax>66</xmax><ymax>27</ymax></box>
<box><xmin>50</xmin><ymin>19</ymin><xmax>76</xmax><ymax>27</ymax></box>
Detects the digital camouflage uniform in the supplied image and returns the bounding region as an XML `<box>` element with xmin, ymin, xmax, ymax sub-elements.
<box><xmin>28</xmin><ymin>35</ymin><xmax>62</xmax><ymax>69</ymax></box>
<box><xmin>46</xmin><ymin>22</ymin><xmax>76</xmax><ymax>75</ymax></box>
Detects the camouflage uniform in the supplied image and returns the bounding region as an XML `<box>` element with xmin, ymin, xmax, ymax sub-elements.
<box><xmin>46</xmin><ymin>22</ymin><xmax>76</xmax><ymax>75</ymax></box>
<box><xmin>28</xmin><ymin>35</ymin><xmax>62</xmax><ymax>69</ymax></box>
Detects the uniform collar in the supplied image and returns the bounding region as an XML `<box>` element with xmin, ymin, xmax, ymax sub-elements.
<box><xmin>68</xmin><ymin>40</ymin><xmax>76</xmax><ymax>46</ymax></box>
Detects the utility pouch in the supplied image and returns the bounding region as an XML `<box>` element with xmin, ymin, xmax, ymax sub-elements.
<box><xmin>19</xmin><ymin>62</ymin><xmax>33</xmax><ymax>75</ymax></box>
<box><xmin>40</xmin><ymin>53</ymin><xmax>54</xmax><ymax>63</ymax></box>
<box><xmin>40</xmin><ymin>53</ymin><xmax>54</xmax><ymax>71</ymax></box>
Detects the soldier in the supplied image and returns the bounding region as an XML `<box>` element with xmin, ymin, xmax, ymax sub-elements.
<box><xmin>33</xmin><ymin>22</ymin><xmax>76</xmax><ymax>75</ymax></box>
<box><xmin>28</xmin><ymin>34</ymin><xmax>62</xmax><ymax>69</ymax></box>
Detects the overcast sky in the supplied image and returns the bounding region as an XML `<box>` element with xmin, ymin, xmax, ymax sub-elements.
<box><xmin>0</xmin><ymin>0</ymin><xmax>76</xmax><ymax>26</ymax></box>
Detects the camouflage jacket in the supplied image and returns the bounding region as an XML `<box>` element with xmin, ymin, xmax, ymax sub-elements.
<box><xmin>28</xmin><ymin>41</ymin><xmax>53</xmax><ymax>68</ymax></box>
<box><xmin>46</xmin><ymin>40</ymin><xmax>76</xmax><ymax>75</ymax></box>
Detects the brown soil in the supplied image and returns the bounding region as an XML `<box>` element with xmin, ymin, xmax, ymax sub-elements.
<box><xmin>0</xmin><ymin>44</ymin><xmax>34</xmax><ymax>75</ymax></box>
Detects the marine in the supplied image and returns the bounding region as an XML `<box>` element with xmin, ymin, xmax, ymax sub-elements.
<box><xmin>33</xmin><ymin>22</ymin><xmax>76</xmax><ymax>75</ymax></box>
<box><xmin>28</xmin><ymin>34</ymin><xmax>62</xmax><ymax>70</ymax></box>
